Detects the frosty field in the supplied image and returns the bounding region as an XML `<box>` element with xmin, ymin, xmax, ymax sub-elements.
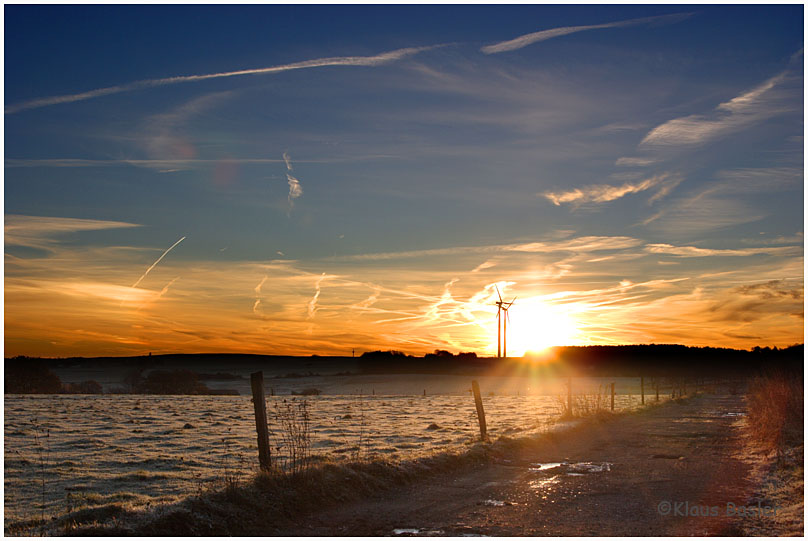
<box><xmin>4</xmin><ymin>375</ymin><xmax>648</xmax><ymax>525</ymax></box>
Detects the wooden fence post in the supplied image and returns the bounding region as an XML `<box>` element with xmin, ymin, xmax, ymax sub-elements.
<box><xmin>641</xmin><ymin>376</ymin><xmax>645</xmax><ymax>405</ymax></box>
<box><xmin>655</xmin><ymin>379</ymin><xmax>659</xmax><ymax>402</ymax></box>
<box><xmin>250</xmin><ymin>371</ymin><xmax>272</xmax><ymax>472</ymax></box>
<box><xmin>471</xmin><ymin>380</ymin><xmax>487</xmax><ymax>441</ymax></box>
<box><xmin>610</xmin><ymin>382</ymin><xmax>615</xmax><ymax>411</ymax></box>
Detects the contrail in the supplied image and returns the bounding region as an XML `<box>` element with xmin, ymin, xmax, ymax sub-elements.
<box><xmin>308</xmin><ymin>273</ymin><xmax>326</xmax><ymax>319</ymax></box>
<box><xmin>481</xmin><ymin>12</ymin><xmax>693</xmax><ymax>54</ymax></box>
<box><xmin>253</xmin><ymin>275</ymin><xmax>268</xmax><ymax>315</ymax></box>
<box><xmin>6</xmin><ymin>46</ymin><xmax>436</xmax><ymax>114</ymax></box>
<box><xmin>132</xmin><ymin>236</ymin><xmax>186</xmax><ymax>289</ymax></box>
<box><xmin>158</xmin><ymin>276</ymin><xmax>181</xmax><ymax>298</ymax></box>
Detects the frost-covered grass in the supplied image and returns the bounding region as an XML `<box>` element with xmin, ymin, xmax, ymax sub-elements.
<box><xmin>5</xmin><ymin>380</ymin><xmax>650</xmax><ymax>534</ymax></box>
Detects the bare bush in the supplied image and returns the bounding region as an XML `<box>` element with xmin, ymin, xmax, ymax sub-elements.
<box><xmin>271</xmin><ymin>398</ymin><xmax>312</xmax><ymax>474</ymax></box>
<box><xmin>574</xmin><ymin>385</ymin><xmax>610</xmax><ymax>416</ymax></box>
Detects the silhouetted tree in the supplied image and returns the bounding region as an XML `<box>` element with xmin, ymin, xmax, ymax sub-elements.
<box><xmin>5</xmin><ymin>361</ymin><xmax>63</xmax><ymax>393</ymax></box>
<box><xmin>139</xmin><ymin>369</ymin><xmax>211</xmax><ymax>395</ymax></box>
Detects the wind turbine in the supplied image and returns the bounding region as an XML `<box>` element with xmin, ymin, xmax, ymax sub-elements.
<box><xmin>494</xmin><ymin>285</ymin><xmax>516</xmax><ymax>358</ymax></box>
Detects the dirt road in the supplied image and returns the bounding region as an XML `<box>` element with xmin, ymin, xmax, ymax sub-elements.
<box><xmin>283</xmin><ymin>393</ymin><xmax>761</xmax><ymax>536</ymax></box>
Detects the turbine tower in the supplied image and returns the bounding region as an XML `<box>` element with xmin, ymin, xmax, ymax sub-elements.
<box><xmin>494</xmin><ymin>286</ymin><xmax>516</xmax><ymax>358</ymax></box>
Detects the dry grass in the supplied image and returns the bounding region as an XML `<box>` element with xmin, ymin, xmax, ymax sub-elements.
<box><xmin>555</xmin><ymin>385</ymin><xmax>612</xmax><ymax>419</ymax></box>
<box><xmin>746</xmin><ymin>372</ymin><xmax>803</xmax><ymax>456</ymax></box>
<box><xmin>57</xmin><ymin>441</ymin><xmax>496</xmax><ymax>536</ymax></box>
<box><xmin>738</xmin><ymin>371</ymin><xmax>804</xmax><ymax>536</ymax></box>
<box><xmin>574</xmin><ymin>386</ymin><xmax>611</xmax><ymax>416</ymax></box>
<box><xmin>271</xmin><ymin>398</ymin><xmax>312</xmax><ymax>474</ymax></box>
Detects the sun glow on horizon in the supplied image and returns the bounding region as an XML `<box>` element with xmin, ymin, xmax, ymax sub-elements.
<box><xmin>489</xmin><ymin>297</ymin><xmax>581</xmax><ymax>357</ymax></box>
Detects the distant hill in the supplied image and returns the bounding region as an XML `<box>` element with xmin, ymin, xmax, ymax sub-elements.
<box><xmin>5</xmin><ymin>344</ymin><xmax>802</xmax><ymax>392</ymax></box>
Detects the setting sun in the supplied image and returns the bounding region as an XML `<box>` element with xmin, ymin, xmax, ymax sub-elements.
<box><xmin>504</xmin><ymin>299</ymin><xmax>580</xmax><ymax>356</ymax></box>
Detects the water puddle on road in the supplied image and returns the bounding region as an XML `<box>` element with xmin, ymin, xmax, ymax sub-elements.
<box><xmin>393</xmin><ymin>528</ymin><xmax>445</xmax><ymax>536</ymax></box>
<box><xmin>527</xmin><ymin>461</ymin><xmax>613</xmax><ymax>497</ymax></box>
<box><xmin>568</xmin><ymin>462</ymin><xmax>612</xmax><ymax>473</ymax></box>
<box><xmin>529</xmin><ymin>462</ymin><xmax>564</xmax><ymax>472</ymax></box>
<box><xmin>529</xmin><ymin>461</ymin><xmax>612</xmax><ymax>474</ymax></box>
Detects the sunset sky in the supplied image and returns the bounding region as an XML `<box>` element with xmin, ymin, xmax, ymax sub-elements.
<box><xmin>4</xmin><ymin>5</ymin><xmax>804</xmax><ymax>358</ymax></box>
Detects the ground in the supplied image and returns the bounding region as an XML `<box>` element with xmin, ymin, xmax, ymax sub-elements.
<box><xmin>279</xmin><ymin>393</ymin><xmax>785</xmax><ymax>536</ymax></box>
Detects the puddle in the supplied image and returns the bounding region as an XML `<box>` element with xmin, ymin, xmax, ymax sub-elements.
<box><xmin>393</xmin><ymin>528</ymin><xmax>444</xmax><ymax>536</ymax></box>
<box><xmin>529</xmin><ymin>461</ymin><xmax>612</xmax><ymax>474</ymax></box>
<box><xmin>529</xmin><ymin>462</ymin><xmax>564</xmax><ymax>472</ymax></box>
<box><xmin>482</xmin><ymin>499</ymin><xmax>516</xmax><ymax>507</ymax></box>
<box><xmin>567</xmin><ymin>462</ymin><xmax>612</xmax><ymax>474</ymax></box>
<box><xmin>724</xmin><ymin>412</ymin><xmax>745</xmax><ymax>417</ymax></box>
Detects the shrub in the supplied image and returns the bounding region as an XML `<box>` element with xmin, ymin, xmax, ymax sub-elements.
<box><xmin>4</xmin><ymin>361</ymin><xmax>63</xmax><ymax>393</ymax></box>
<box><xmin>139</xmin><ymin>370</ymin><xmax>211</xmax><ymax>395</ymax></box>
<box><xmin>746</xmin><ymin>371</ymin><xmax>804</xmax><ymax>454</ymax></box>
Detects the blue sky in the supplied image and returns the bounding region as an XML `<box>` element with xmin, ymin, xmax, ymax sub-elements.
<box><xmin>4</xmin><ymin>5</ymin><xmax>804</xmax><ymax>357</ymax></box>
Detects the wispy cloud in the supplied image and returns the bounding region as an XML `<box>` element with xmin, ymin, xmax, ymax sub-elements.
<box><xmin>283</xmin><ymin>152</ymin><xmax>304</xmax><ymax>212</ymax></box>
<box><xmin>509</xmin><ymin>236</ymin><xmax>642</xmax><ymax>253</ymax></box>
<box><xmin>714</xmin><ymin>167</ymin><xmax>802</xmax><ymax>193</ymax></box>
<box><xmin>481</xmin><ymin>12</ymin><xmax>693</xmax><ymax>54</ymax></box>
<box><xmin>131</xmin><ymin>236</ymin><xmax>186</xmax><ymax>288</ymax></box>
<box><xmin>5</xmin><ymin>155</ymin><xmax>399</xmax><ymax>169</ymax></box>
<box><xmin>641</xmin><ymin>71</ymin><xmax>794</xmax><ymax>147</ymax></box>
<box><xmin>705</xmin><ymin>280</ymin><xmax>803</xmax><ymax>323</ymax></box>
<box><xmin>645</xmin><ymin>243</ymin><xmax>802</xmax><ymax>258</ymax></box>
<box><xmin>6</xmin><ymin>46</ymin><xmax>437</xmax><ymax>114</ymax></box>
<box><xmin>615</xmin><ymin>156</ymin><xmax>658</xmax><ymax>167</ymax></box>
<box><xmin>287</xmin><ymin>175</ymin><xmax>303</xmax><ymax>204</ymax></box>
<box><xmin>6</xmin><ymin>229</ymin><xmax>803</xmax><ymax>356</ymax></box>
<box><xmin>640</xmin><ymin>166</ymin><xmax>801</xmax><ymax>233</ymax></box>
<box><xmin>640</xmin><ymin>188</ymin><xmax>765</xmax><ymax>233</ymax></box>
<box><xmin>471</xmin><ymin>260</ymin><xmax>497</xmax><ymax>273</ymax></box>
<box><xmin>646</xmin><ymin>176</ymin><xmax>684</xmax><ymax>204</ymax></box>
<box><xmin>5</xmin><ymin>215</ymin><xmax>140</xmax><ymax>250</ymax></box>
<box><xmin>139</xmin><ymin>91</ymin><xmax>235</xmax><ymax>168</ymax></box>
<box><xmin>332</xmin><ymin>235</ymin><xmax>643</xmax><ymax>262</ymax></box>
<box><xmin>541</xmin><ymin>174</ymin><xmax>674</xmax><ymax>207</ymax></box>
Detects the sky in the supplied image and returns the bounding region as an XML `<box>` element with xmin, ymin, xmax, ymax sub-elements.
<box><xmin>4</xmin><ymin>4</ymin><xmax>804</xmax><ymax>358</ymax></box>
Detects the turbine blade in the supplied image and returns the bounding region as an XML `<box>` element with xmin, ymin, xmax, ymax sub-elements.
<box><xmin>495</xmin><ymin>284</ymin><xmax>503</xmax><ymax>302</ymax></box>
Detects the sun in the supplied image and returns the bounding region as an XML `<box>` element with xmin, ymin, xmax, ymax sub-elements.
<box><xmin>502</xmin><ymin>299</ymin><xmax>579</xmax><ymax>356</ymax></box>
